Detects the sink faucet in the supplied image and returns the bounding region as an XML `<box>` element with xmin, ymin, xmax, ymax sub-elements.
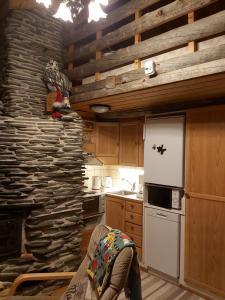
<box><xmin>122</xmin><ymin>178</ymin><xmax>136</xmax><ymax>192</ymax></box>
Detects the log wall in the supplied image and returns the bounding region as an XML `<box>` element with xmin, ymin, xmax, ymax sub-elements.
<box><xmin>63</xmin><ymin>0</ymin><xmax>225</xmax><ymax>110</ymax></box>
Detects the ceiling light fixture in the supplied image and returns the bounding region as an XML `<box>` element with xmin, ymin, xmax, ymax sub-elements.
<box><xmin>36</xmin><ymin>0</ymin><xmax>108</xmax><ymax>23</ymax></box>
<box><xmin>88</xmin><ymin>0</ymin><xmax>107</xmax><ymax>23</ymax></box>
<box><xmin>90</xmin><ymin>104</ymin><xmax>111</xmax><ymax>113</ymax></box>
<box><xmin>53</xmin><ymin>2</ymin><xmax>73</xmax><ymax>22</ymax></box>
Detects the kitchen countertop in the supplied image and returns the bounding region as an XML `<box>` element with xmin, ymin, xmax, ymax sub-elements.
<box><xmin>83</xmin><ymin>188</ymin><xmax>144</xmax><ymax>201</ymax></box>
<box><xmin>106</xmin><ymin>191</ymin><xmax>143</xmax><ymax>202</ymax></box>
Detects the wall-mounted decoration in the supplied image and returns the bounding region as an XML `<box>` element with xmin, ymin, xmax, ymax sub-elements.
<box><xmin>43</xmin><ymin>59</ymin><xmax>72</xmax><ymax>119</ymax></box>
<box><xmin>157</xmin><ymin>144</ymin><xmax>167</xmax><ymax>155</ymax></box>
<box><xmin>152</xmin><ymin>144</ymin><xmax>167</xmax><ymax>155</ymax></box>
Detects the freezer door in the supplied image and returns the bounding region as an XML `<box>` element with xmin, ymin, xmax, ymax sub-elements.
<box><xmin>144</xmin><ymin>115</ymin><xmax>184</xmax><ymax>187</ymax></box>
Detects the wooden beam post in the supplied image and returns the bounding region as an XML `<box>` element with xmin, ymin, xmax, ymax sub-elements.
<box><xmin>134</xmin><ymin>10</ymin><xmax>141</xmax><ymax>69</ymax></box>
<box><xmin>95</xmin><ymin>31</ymin><xmax>102</xmax><ymax>81</ymax></box>
<box><xmin>188</xmin><ymin>12</ymin><xmax>197</xmax><ymax>52</ymax></box>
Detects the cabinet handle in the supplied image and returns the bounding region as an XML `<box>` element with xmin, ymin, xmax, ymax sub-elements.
<box><xmin>131</xmin><ymin>204</ymin><xmax>134</xmax><ymax>209</ymax></box>
<box><xmin>131</xmin><ymin>226</ymin><xmax>134</xmax><ymax>230</ymax></box>
<box><xmin>130</xmin><ymin>215</ymin><xmax>134</xmax><ymax>219</ymax></box>
<box><xmin>185</xmin><ymin>192</ymin><xmax>190</xmax><ymax>199</ymax></box>
<box><xmin>121</xmin><ymin>205</ymin><xmax>124</xmax><ymax>209</ymax></box>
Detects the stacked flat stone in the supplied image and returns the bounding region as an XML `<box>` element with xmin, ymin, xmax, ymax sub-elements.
<box><xmin>3</xmin><ymin>10</ymin><xmax>62</xmax><ymax>117</ymax></box>
<box><xmin>0</xmin><ymin>10</ymin><xmax>85</xmax><ymax>295</ymax></box>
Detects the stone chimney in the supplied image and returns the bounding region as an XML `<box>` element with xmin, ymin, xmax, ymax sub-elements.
<box><xmin>0</xmin><ymin>9</ymin><xmax>85</xmax><ymax>295</ymax></box>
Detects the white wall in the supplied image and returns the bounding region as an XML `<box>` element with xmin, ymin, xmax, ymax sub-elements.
<box><xmin>84</xmin><ymin>165</ymin><xmax>144</xmax><ymax>191</ymax></box>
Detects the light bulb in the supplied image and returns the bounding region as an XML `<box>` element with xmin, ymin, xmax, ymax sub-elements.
<box><xmin>54</xmin><ymin>2</ymin><xmax>73</xmax><ymax>22</ymax></box>
<box><xmin>36</xmin><ymin>0</ymin><xmax>52</xmax><ymax>8</ymax></box>
<box><xmin>88</xmin><ymin>0</ymin><xmax>107</xmax><ymax>22</ymax></box>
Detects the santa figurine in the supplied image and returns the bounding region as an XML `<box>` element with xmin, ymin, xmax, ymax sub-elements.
<box><xmin>43</xmin><ymin>60</ymin><xmax>71</xmax><ymax>119</ymax></box>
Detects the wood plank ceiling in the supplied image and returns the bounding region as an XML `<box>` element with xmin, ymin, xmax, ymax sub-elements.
<box><xmin>71</xmin><ymin>72</ymin><xmax>225</xmax><ymax>114</ymax></box>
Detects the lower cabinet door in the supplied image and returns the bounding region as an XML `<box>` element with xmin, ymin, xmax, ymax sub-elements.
<box><xmin>105</xmin><ymin>197</ymin><xmax>125</xmax><ymax>232</ymax></box>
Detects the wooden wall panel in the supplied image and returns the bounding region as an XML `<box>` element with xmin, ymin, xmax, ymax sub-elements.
<box><xmin>185</xmin><ymin>196</ymin><xmax>225</xmax><ymax>297</ymax></box>
<box><xmin>185</xmin><ymin>105</ymin><xmax>225</xmax><ymax>298</ymax></box>
<box><xmin>186</xmin><ymin>105</ymin><xmax>225</xmax><ymax>197</ymax></box>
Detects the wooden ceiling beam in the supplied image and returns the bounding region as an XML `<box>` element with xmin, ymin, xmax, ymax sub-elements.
<box><xmin>80</xmin><ymin>72</ymin><xmax>225</xmax><ymax>101</ymax></box>
<box><xmin>74</xmin><ymin>84</ymin><xmax>225</xmax><ymax>111</ymax></box>
<box><xmin>71</xmin><ymin>73</ymin><xmax>225</xmax><ymax>113</ymax></box>
<box><xmin>65</xmin><ymin>0</ymin><xmax>217</xmax><ymax>63</ymax></box>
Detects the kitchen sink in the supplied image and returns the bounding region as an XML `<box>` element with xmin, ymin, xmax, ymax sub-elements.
<box><xmin>110</xmin><ymin>190</ymin><xmax>136</xmax><ymax>196</ymax></box>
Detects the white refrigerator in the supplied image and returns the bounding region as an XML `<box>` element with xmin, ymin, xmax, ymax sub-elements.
<box><xmin>144</xmin><ymin>115</ymin><xmax>185</xmax><ymax>188</ymax></box>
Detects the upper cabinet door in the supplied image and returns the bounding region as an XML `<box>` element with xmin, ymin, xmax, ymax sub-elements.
<box><xmin>144</xmin><ymin>115</ymin><xmax>185</xmax><ymax>187</ymax></box>
<box><xmin>119</xmin><ymin>122</ymin><xmax>139</xmax><ymax>166</ymax></box>
<box><xmin>95</xmin><ymin>122</ymin><xmax>119</xmax><ymax>157</ymax></box>
<box><xmin>138</xmin><ymin>122</ymin><xmax>144</xmax><ymax>167</ymax></box>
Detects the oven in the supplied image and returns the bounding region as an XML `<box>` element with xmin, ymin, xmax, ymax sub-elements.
<box><xmin>83</xmin><ymin>193</ymin><xmax>105</xmax><ymax>219</ymax></box>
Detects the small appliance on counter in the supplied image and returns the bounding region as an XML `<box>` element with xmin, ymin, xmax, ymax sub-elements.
<box><xmin>92</xmin><ymin>176</ymin><xmax>102</xmax><ymax>190</ymax></box>
<box><xmin>102</xmin><ymin>176</ymin><xmax>113</xmax><ymax>188</ymax></box>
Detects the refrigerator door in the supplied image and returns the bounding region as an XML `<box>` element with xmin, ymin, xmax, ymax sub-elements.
<box><xmin>144</xmin><ymin>115</ymin><xmax>184</xmax><ymax>187</ymax></box>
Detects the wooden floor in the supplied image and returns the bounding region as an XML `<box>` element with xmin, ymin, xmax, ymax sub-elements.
<box><xmin>118</xmin><ymin>272</ymin><xmax>206</xmax><ymax>300</ymax></box>
<box><xmin>2</xmin><ymin>272</ymin><xmax>205</xmax><ymax>300</ymax></box>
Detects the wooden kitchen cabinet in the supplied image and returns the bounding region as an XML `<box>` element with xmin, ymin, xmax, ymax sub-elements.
<box><xmin>105</xmin><ymin>196</ymin><xmax>125</xmax><ymax>232</ymax></box>
<box><xmin>185</xmin><ymin>105</ymin><xmax>225</xmax><ymax>298</ymax></box>
<box><xmin>96</xmin><ymin>122</ymin><xmax>119</xmax><ymax>165</ymax></box>
<box><xmin>105</xmin><ymin>195</ymin><xmax>143</xmax><ymax>260</ymax></box>
<box><xmin>83</xmin><ymin>120</ymin><xmax>96</xmax><ymax>153</ymax></box>
<box><xmin>119</xmin><ymin>121</ymin><xmax>144</xmax><ymax>167</ymax></box>
<box><xmin>83</xmin><ymin>120</ymin><xmax>143</xmax><ymax>166</ymax></box>
<box><xmin>138</xmin><ymin>122</ymin><xmax>144</xmax><ymax>167</ymax></box>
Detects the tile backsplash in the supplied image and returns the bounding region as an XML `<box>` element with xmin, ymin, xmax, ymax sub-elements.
<box><xmin>84</xmin><ymin>165</ymin><xmax>144</xmax><ymax>192</ymax></box>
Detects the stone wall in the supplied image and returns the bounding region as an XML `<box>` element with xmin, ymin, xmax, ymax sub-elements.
<box><xmin>2</xmin><ymin>10</ymin><xmax>63</xmax><ymax>118</ymax></box>
<box><xmin>0</xmin><ymin>10</ymin><xmax>85</xmax><ymax>295</ymax></box>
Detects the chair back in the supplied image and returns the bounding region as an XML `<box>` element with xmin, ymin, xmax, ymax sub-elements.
<box><xmin>63</xmin><ymin>224</ymin><xmax>133</xmax><ymax>300</ymax></box>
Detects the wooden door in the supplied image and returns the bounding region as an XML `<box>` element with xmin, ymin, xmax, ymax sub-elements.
<box><xmin>105</xmin><ymin>196</ymin><xmax>125</xmax><ymax>232</ymax></box>
<box><xmin>96</xmin><ymin>122</ymin><xmax>119</xmax><ymax>164</ymax></box>
<box><xmin>119</xmin><ymin>122</ymin><xmax>139</xmax><ymax>166</ymax></box>
<box><xmin>185</xmin><ymin>105</ymin><xmax>225</xmax><ymax>298</ymax></box>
